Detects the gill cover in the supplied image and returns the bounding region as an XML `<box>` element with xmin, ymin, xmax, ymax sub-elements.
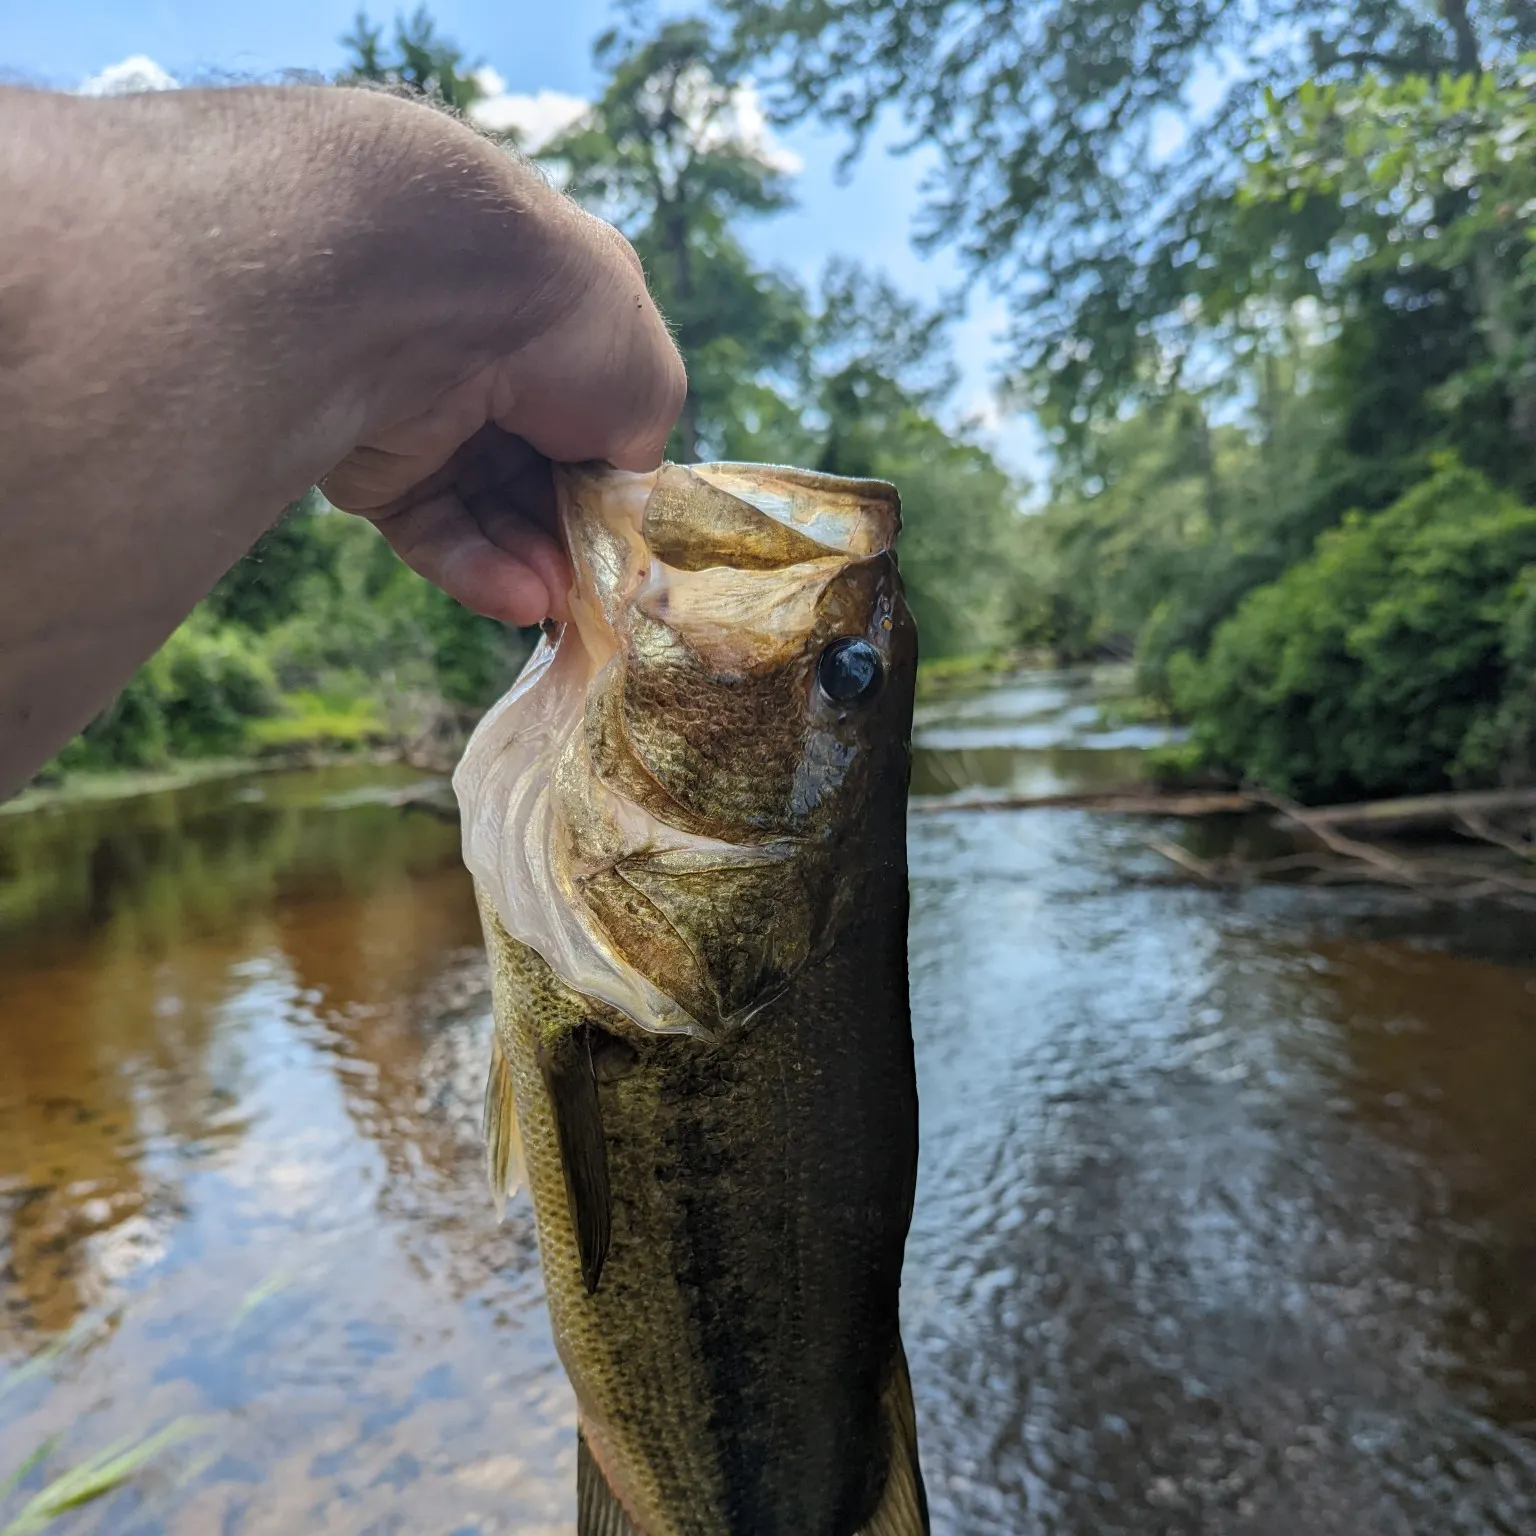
<box><xmin>453</xmin><ymin>462</ymin><xmax>902</xmax><ymax>1039</ymax></box>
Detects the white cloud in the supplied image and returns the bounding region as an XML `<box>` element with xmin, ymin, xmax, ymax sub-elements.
<box><xmin>467</xmin><ymin>66</ymin><xmax>802</xmax><ymax>176</ymax></box>
<box><xmin>78</xmin><ymin>54</ymin><xmax>178</xmax><ymax>96</ymax></box>
<box><xmin>719</xmin><ymin>81</ymin><xmax>804</xmax><ymax>177</ymax></box>
<box><xmin>469</xmin><ymin>72</ymin><xmax>590</xmax><ymax>151</ymax></box>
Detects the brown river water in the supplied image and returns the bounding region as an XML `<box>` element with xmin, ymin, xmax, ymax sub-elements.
<box><xmin>2</xmin><ymin>668</ymin><xmax>1535</xmax><ymax>1535</ymax></box>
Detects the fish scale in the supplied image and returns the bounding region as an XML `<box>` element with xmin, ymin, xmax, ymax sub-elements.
<box><xmin>458</xmin><ymin>461</ymin><xmax>927</xmax><ymax>1535</ymax></box>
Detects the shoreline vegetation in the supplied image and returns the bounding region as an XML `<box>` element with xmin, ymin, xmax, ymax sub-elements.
<box><xmin>8</xmin><ymin>651</ymin><xmax>1045</xmax><ymax>818</ymax></box>
<box><xmin>21</xmin><ymin>10</ymin><xmax>1536</xmax><ymax>842</ymax></box>
<box><xmin>19</xmin><ymin>644</ymin><xmax>1536</xmax><ymax>907</ymax></box>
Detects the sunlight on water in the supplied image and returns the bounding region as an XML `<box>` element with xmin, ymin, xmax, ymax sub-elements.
<box><xmin>2</xmin><ymin>687</ymin><xmax>1535</xmax><ymax>1534</ymax></box>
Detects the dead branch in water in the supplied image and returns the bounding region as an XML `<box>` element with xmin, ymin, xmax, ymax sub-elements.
<box><xmin>1140</xmin><ymin>841</ymin><xmax>1536</xmax><ymax>903</ymax></box>
<box><xmin>1452</xmin><ymin>810</ymin><xmax>1535</xmax><ymax>860</ymax></box>
<box><xmin>389</xmin><ymin>782</ymin><xmax>460</xmax><ymax>822</ymax></box>
<box><xmin>1143</xmin><ymin>838</ymin><xmax>1237</xmax><ymax>885</ymax></box>
<box><xmin>1252</xmin><ymin>790</ymin><xmax>1425</xmax><ymax>886</ymax></box>
<box><xmin>1142</xmin><ymin>825</ymin><xmax>1536</xmax><ymax>905</ymax></box>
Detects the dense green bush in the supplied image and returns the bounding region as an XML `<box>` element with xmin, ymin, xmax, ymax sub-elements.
<box><xmin>46</xmin><ymin>498</ymin><xmax>530</xmax><ymax>780</ymax></box>
<box><xmin>1463</xmin><ymin>569</ymin><xmax>1536</xmax><ymax>786</ymax></box>
<box><xmin>256</xmin><ymin>509</ymin><xmax>528</xmax><ymax>715</ymax></box>
<box><xmin>57</xmin><ymin>617</ymin><xmax>279</xmax><ymax>770</ymax></box>
<box><xmin>1171</xmin><ymin>464</ymin><xmax>1536</xmax><ymax>800</ymax></box>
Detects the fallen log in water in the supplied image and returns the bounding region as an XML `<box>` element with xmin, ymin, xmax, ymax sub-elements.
<box><xmin>402</xmin><ymin>768</ymin><xmax>1534</xmax><ymax>892</ymax></box>
<box><xmin>1140</xmin><ymin>837</ymin><xmax>1536</xmax><ymax>904</ymax></box>
<box><xmin>911</xmin><ymin>787</ymin><xmax>1258</xmax><ymax>816</ymax></box>
<box><xmin>917</xmin><ymin>780</ymin><xmax>1534</xmax><ymax>903</ymax></box>
<box><xmin>1275</xmin><ymin>786</ymin><xmax>1536</xmax><ymax>835</ymax></box>
<box><xmin>915</xmin><ymin>783</ymin><xmax>1535</xmax><ymax>846</ymax></box>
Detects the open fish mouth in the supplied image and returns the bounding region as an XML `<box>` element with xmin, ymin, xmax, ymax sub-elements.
<box><xmin>453</xmin><ymin>461</ymin><xmax>904</xmax><ymax>1040</ymax></box>
<box><xmin>458</xmin><ymin>459</ymin><xmax>927</xmax><ymax>1535</ymax></box>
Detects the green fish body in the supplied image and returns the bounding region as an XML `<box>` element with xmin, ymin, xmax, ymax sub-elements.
<box><xmin>456</xmin><ymin>462</ymin><xmax>925</xmax><ymax>1536</ymax></box>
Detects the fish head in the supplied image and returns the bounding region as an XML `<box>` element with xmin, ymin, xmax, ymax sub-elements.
<box><xmin>602</xmin><ymin>464</ymin><xmax>915</xmax><ymax>844</ymax></box>
<box><xmin>455</xmin><ymin>461</ymin><xmax>916</xmax><ymax>1038</ymax></box>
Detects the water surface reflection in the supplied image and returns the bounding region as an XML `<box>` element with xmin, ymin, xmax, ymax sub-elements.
<box><xmin>1</xmin><ymin>683</ymin><xmax>1533</xmax><ymax>1533</ymax></box>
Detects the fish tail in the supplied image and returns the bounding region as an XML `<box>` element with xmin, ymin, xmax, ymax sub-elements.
<box><xmin>861</xmin><ymin>1340</ymin><xmax>930</xmax><ymax>1536</ymax></box>
<box><xmin>578</xmin><ymin>1426</ymin><xmax>643</xmax><ymax>1536</ymax></box>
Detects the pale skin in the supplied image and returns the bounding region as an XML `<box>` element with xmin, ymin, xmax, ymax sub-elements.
<box><xmin>0</xmin><ymin>83</ymin><xmax>687</xmax><ymax>799</ymax></box>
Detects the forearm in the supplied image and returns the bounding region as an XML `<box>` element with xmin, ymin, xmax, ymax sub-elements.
<box><xmin>0</xmin><ymin>84</ymin><xmax>603</xmax><ymax>794</ymax></box>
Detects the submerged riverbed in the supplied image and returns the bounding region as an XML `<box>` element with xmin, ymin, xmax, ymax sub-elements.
<box><xmin>2</xmin><ymin>669</ymin><xmax>1535</xmax><ymax>1534</ymax></box>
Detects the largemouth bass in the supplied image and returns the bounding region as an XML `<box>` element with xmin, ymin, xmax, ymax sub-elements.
<box><xmin>453</xmin><ymin>461</ymin><xmax>925</xmax><ymax>1536</ymax></box>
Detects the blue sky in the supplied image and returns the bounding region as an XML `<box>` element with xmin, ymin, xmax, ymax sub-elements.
<box><xmin>3</xmin><ymin>0</ymin><xmax>1039</xmax><ymax>479</ymax></box>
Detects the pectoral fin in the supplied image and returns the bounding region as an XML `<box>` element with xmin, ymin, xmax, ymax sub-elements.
<box><xmin>482</xmin><ymin>1033</ymin><xmax>526</xmax><ymax>1218</ymax></box>
<box><xmin>539</xmin><ymin>1025</ymin><xmax>613</xmax><ymax>1296</ymax></box>
<box><xmin>577</xmin><ymin>1427</ymin><xmax>642</xmax><ymax>1536</ymax></box>
<box><xmin>862</xmin><ymin>1342</ymin><xmax>930</xmax><ymax>1536</ymax></box>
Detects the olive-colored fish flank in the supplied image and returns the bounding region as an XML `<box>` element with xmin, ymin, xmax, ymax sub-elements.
<box><xmin>456</xmin><ymin>461</ymin><xmax>928</xmax><ymax>1536</ymax></box>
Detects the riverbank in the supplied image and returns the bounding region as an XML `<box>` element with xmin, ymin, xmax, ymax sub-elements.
<box><xmin>4</xmin><ymin>666</ymin><xmax>1535</xmax><ymax>1534</ymax></box>
<box><xmin>2</xmin><ymin>746</ymin><xmax>411</xmax><ymax>818</ymax></box>
<box><xmin>12</xmin><ymin>653</ymin><xmax>1048</xmax><ymax>819</ymax></box>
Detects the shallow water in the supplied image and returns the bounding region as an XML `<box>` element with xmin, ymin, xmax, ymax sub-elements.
<box><xmin>2</xmin><ymin>674</ymin><xmax>1535</xmax><ymax>1533</ymax></box>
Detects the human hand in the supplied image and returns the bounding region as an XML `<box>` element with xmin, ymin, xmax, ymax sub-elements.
<box><xmin>0</xmin><ymin>82</ymin><xmax>683</xmax><ymax>794</ymax></box>
<box><xmin>311</xmin><ymin>99</ymin><xmax>684</xmax><ymax>625</ymax></box>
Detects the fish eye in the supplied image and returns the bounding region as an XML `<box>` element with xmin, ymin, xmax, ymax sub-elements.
<box><xmin>817</xmin><ymin>637</ymin><xmax>884</xmax><ymax>706</ymax></box>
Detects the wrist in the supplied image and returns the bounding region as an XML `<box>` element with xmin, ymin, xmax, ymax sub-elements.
<box><xmin>3</xmin><ymin>84</ymin><xmax>587</xmax><ymax>498</ymax></box>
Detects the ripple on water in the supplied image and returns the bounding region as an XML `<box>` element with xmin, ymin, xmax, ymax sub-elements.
<box><xmin>1</xmin><ymin>690</ymin><xmax>1534</xmax><ymax>1534</ymax></box>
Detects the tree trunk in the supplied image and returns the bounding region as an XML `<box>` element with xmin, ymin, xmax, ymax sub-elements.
<box><xmin>675</xmin><ymin>392</ymin><xmax>700</xmax><ymax>464</ymax></box>
<box><xmin>1439</xmin><ymin>0</ymin><xmax>1483</xmax><ymax>76</ymax></box>
<box><xmin>663</xmin><ymin>195</ymin><xmax>698</xmax><ymax>461</ymax></box>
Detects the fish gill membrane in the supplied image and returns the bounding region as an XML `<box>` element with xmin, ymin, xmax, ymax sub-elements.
<box><xmin>454</xmin><ymin>460</ymin><xmax>906</xmax><ymax>1056</ymax></box>
<box><xmin>453</xmin><ymin>461</ymin><xmax>927</xmax><ymax>1536</ymax></box>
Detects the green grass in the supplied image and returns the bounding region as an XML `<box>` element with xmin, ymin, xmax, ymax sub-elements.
<box><xmin>245</xmin><ymin>690</ymin><xmax>385</xmax><ymax>752</ymax></box>
<box><xmin>1</xmin><ymin>1319</ymin><xmax>212</xmax><ymax>1534</ymax></box>
<box><xmin>0</xmin><ymin>1420</ymin><xmax>209</xmax><ymax>1535</ymax></box>
<box><xmin>1095</xmin><ymin>692</ymin><xmax>1176</xmax><ymax>729</ymax></box>
<box><xmin>915</xmin><ymin>651</ymin><xmax>1022</xmax><ymax>698</ymax></box>
<box><xmin>5</xmin><ymin>691</ymin><xmax>398</xmax><ymax>817</ymax></box>
<box><xmin>1</xmin><ymin>759</ymin><xmax>261</xmax><ymax>817</ymax></box>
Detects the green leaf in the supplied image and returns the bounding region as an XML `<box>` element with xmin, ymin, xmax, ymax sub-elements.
<box><xmin>1</xmin><ymin>1419</ymin><xmax>212</xmax><ymax>1536</ymax></box>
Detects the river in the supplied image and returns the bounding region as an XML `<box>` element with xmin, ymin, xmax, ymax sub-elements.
<box><xmin>2</xmin><ymin>669</ymin><xmax>1535</xmax><ymax>1534</ymax></box>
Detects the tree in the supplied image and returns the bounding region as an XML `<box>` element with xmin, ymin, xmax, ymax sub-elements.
<box><xmin>720</xmin><ymin>0</ymin><xmax>1536</xmax><ymax>442</ymax></box>
<box><xmin>793</xmin><ymin>263</ymin><xmax>1024</xmax><ymax>657</ymax></box>
<box><xmin>543</xmin><ymin>6</ymin><xmax>1030</xmax><ymax>653</ymax></box>
<box><xmin>546</xmin><ymin>19</ymin><xmax>806</xmax><ymax>460</ymax></box>
<box><xmin>205</xmin><ymin>492</ymin><xmax>339</xmax><ymax>632</ymax></box>
<box><xmin>1239</xmin><ymin>62</ymin><xmax>1536</xmax><ymax>497</ymax></box>
<box><xmin>1007</xmin><ymin>334</ymin><xmax>1335</xmax><ymax>679</ymax></box>
<box><xmin>1473</xmin><ymin>568</ymin><xmax>1536</xmax><ymax>784</ymax></box>
<box><xmin>339</xmin><ymin>6</ymin><xmax>488</xmax><ymax>114</ymax></box>
<box><xmin>1170</xmin><ymin>461</ymin><xmax>1536</xmax><ymax>800</ymax></box>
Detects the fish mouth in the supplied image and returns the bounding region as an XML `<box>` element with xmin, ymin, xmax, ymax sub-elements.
<box><xmin>453</xmin><ymin>461</ymin><xmax>901</xmax><ymax>1038</ymax></box>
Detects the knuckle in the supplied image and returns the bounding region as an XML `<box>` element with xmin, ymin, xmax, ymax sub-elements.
<box><xmin>661</xmin><ymin>345</ymin><xmax>688</xmax><ymax>414</ymax></box>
